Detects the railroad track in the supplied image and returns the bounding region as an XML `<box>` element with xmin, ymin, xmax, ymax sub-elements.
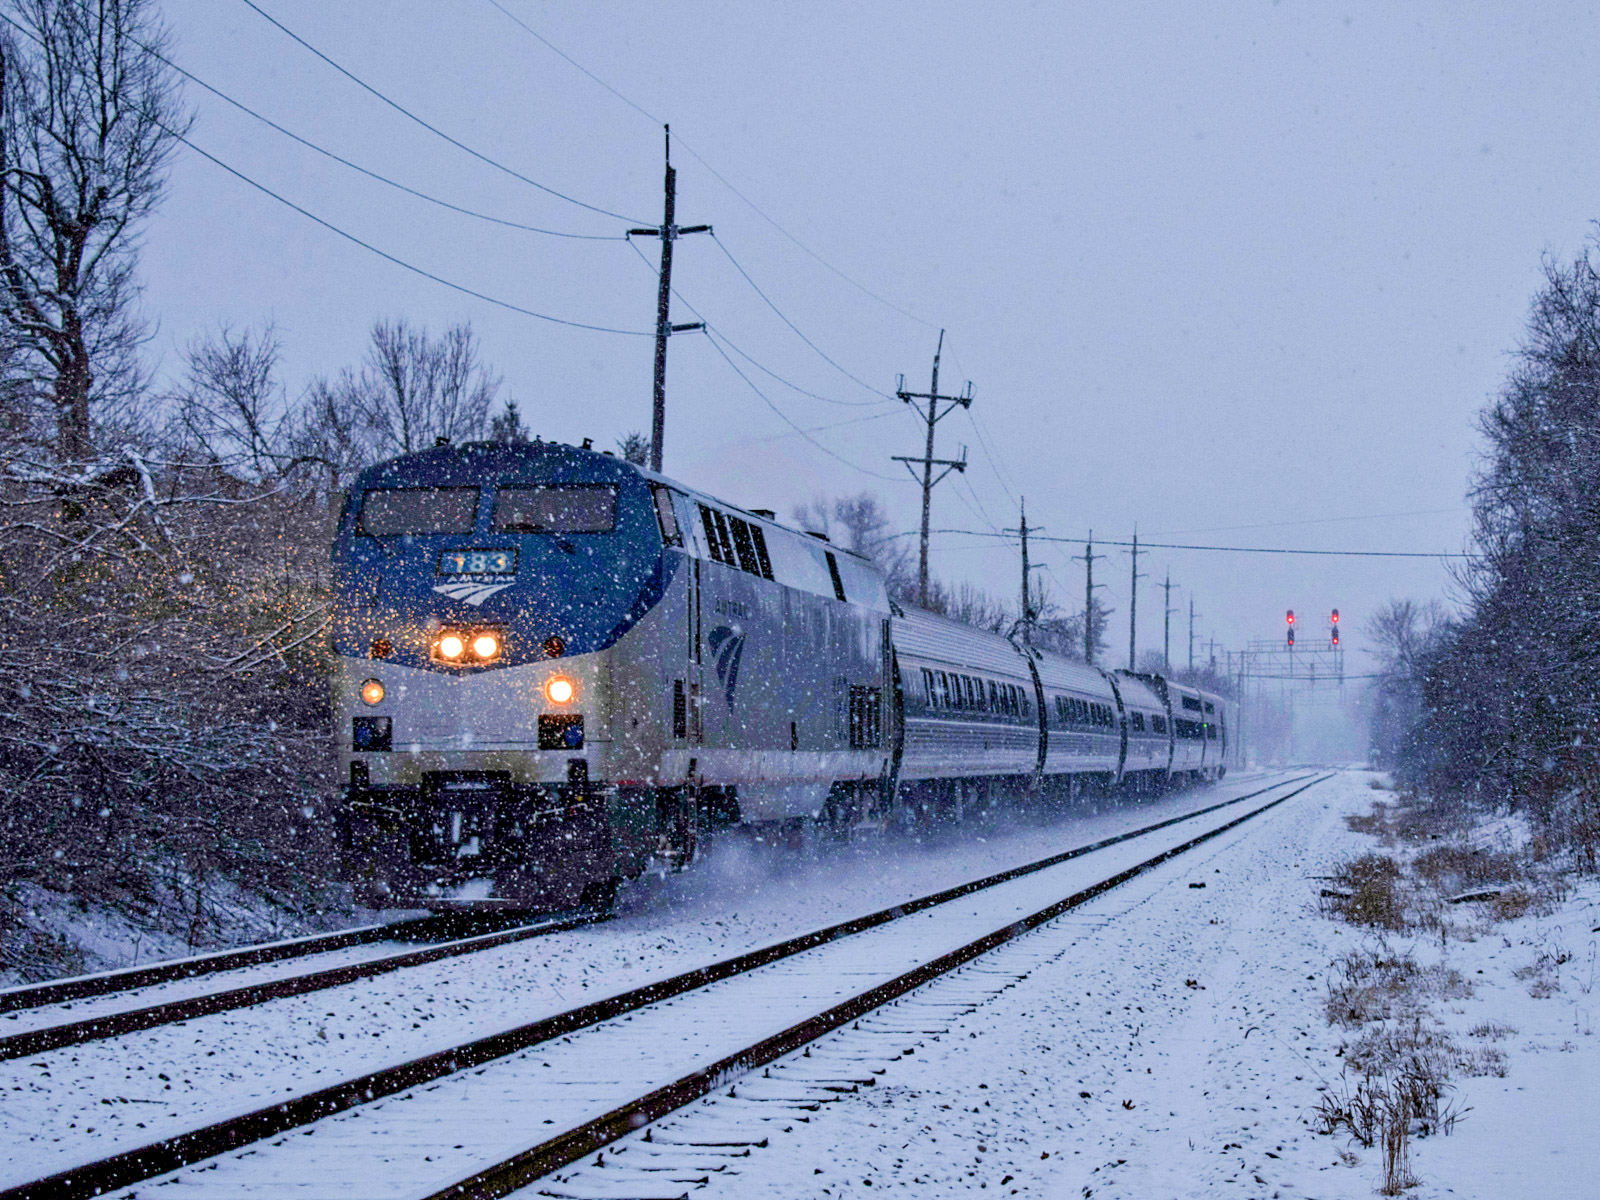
<box><xmin>4</xmin><ymin>770</ymin><xmax>1331</xmax><ymax>1200</ymax></box>
<box><xmin>0</xmin><ymin>910</ymin><xmax>597</xmax><ymax>1061</ymax></box>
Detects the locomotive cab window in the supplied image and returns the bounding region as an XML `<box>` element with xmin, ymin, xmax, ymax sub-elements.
<box><xmin>358</xmin><ymin>487</ymin><xmax>479</xmax><ymax>535</ymax></box>
<box><xmin>493</xmin><ymin>485</ymin><xmax>617</xmax><ymax>533</ymax></box>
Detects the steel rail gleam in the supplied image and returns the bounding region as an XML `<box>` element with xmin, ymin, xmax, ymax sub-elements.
<box><xmin>0</xmin><ymin>910</ymin><xmax>595</xmax><ymax>1061</ymax></box>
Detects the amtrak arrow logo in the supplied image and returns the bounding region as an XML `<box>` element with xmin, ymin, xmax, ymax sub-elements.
<box><xmin>432</xmin><ymin>579</ymin><xmax>514</xmax><ymax>606</ymax></box>
<box><xmin>708</xmin><ymin>624</ymin><xmax>745</xmax><ymax>707</ymax></box>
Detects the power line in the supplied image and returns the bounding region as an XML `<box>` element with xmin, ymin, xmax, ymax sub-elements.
<box><xmin>237</xmin><ymin>0</ymin><xmax>646</xmax><ymax>225</ymax></box>
<box><xmin>702</xmin><ymin>329</ymin><xmax>901</xmax><ymax>482</ymax></box>
<box><xmin>625</xmin><ymin>240</ymin><xmax>893</xmax><ymax>410</ymax></box>
<box><xmin>476</xmin><ymin>0</ymin><xmax>938</xmax><ymax>330</ymax></box>
<box><xmin>153</xmin><ymin>45</ymin><xmax>622</xmax><ymax>240</ymax></box>
<box><xmin>1157</xmin><ymin>506</ymin><xmax>1467</xmax><ymax>537</ymax></box>
<box><xmin>710</xmin><ymin>233</ymin><xmax>892</xmax><ymax>400</ymax></box>
<box><xmin>173</xmin><ymin>131</ymin><xmax>651</xmax><ymax>336</ymax></box>
<box><xmin>893</xmin><ymin>527</ymin><xmax>1471</xmax><ymax>558</ymax></box>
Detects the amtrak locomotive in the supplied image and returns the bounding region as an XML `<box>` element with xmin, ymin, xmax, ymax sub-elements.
<box><xmin>333</xmin><ymin>439</ymin><xmax>1235</xmax><ymax>911</ymax></box>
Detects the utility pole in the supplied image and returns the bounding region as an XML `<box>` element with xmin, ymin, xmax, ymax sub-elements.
<box><xmin>1161</xmin><ymin>573</ymin><xmax>1177</xmax><ymax>671</ymax></box>
<box><xmin>892</xmin><ymin>329</ymin><xmax>972</xmax><ymax>606</ymax></box>
<box><xmin>1127</xmin><ymin>529</ymin><xmax>1144</xmax><ymax>671</ymax></box>
<box><xmin>628</xmin><ymin>125</ymin><xmax>709</xmax><ymax>473</ymax></box>
<box><xmin>1188</xmin><ymin>597</ymin><xmax>1196</xmax><ymax>672</ymax></box>
<box><xmin>1004</xmin><ymin>499</ymin><xmax>1043</xmax><ymax>646</ymax></box>
<box><xmin>1078</xmin><ymin>532</ymin><xmax>1103</xmax><ymax>664</ymax></box>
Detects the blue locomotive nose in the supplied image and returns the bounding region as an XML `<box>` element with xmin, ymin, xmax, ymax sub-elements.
<box><xmin>330</xmin><ymin>441</ymin><xmax>672</xmax><ymax>667</ymax></box>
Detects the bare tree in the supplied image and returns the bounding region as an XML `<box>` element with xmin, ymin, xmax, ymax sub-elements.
<box><xmin>169</xmin><ymin>323</ymin><xmax>288</xmax><ymax>482</ymax></box>
<box><xmin>616</xmin><ymin>430</ymin><xmax>647</xmax><ymax>465</ymax></box>
<box><xmin>0</xmin><ymin>0</ymin><xmax>187</xmax><ymax>464</ymax></box>
<box><xmin>489</xmin><ymin>398</ymin><xmax>529</xmax><ymax>443</ymax></box>
<box><xmin>354</xmin><ymin>319</ymin><xmax>499</xmax><ymax>456</ymax></box>
<box><xmin>794</xmin><ymin>490</ymin><xmax>914</xmax><ymax>599</ymax></box>
<box><xmin>290</xmin><ymin>372</ymin><xmax>368</xmax><ymax>500</ymax></box>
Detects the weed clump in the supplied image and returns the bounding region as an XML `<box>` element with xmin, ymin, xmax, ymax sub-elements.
<box><xmin>1326</xmin><ymin>854</ymin><xmax>1407</xmax><ymax>930</ymax></box>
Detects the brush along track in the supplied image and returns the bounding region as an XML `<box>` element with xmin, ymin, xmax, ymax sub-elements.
<box><xmin>0</xmin><ymin>910</ymin><xmax>595</xmax><ymax>1061</ymax></box>
<box><xmin>3</xmin><ymin>771</ymin><xmax>1327</xmax><ymax>1200</ymax></box>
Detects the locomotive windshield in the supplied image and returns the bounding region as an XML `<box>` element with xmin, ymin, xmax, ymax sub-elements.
<box><xmin>492</xmin><ymin>485</ymin><xmax>618</xmax><ymax>533</ymax></box>
<box><xmin>358</xmin><ymin>487</ymin><xmax>479</xmax><ymax>535</ymax></box>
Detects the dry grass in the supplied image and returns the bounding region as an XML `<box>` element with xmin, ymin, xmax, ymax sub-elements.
<box><xmin>1324</xmin><ymin>947</ymin><xmax>1470</xmax><ymax>1028</ymax></box>
<box><xmin>1324</xmin><ymin>854</ymin><xmax>1408</xmax><ymax>930</ymax></box>
<box><xmin>1468</xmin><ymin>1021</ymin><xmax>1516</xmax><ymax>1041</ymax></box>
<box><xmin>1413</xmin><ymin>844</ymin><xmax>1524</xmax><ymax>890</ymax></box>
<box><xmin>1345</xmin><ymin>792</ymin><xmax>1471</xmax><ymax>846</ymax></box>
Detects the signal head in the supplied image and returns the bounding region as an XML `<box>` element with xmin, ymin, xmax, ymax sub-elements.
<box><xmin>1286</xmin><ymin>609</ymin><xmax>1295</xmax><ymax>625</ymax></box>
<box><xmin>1331</xmin><ymin>608</ymin><xmax>1340</xmax><ymax>624</ymax></box>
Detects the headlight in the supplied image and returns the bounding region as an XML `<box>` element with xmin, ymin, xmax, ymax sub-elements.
<box><xmin>360</xmin><ymin>679</ymin><xmax>385</xmax><ymax>705</ymax></box>
<box><xmin>438</xmin><ymin>634</ymin><xmax>464</xmax><ymax>660</ymax></box>
<box><xmin>545</xmin><ymin>675</ymin><xmax>575</xmax><ymax>704</ymax></box>
<box><xmin>472</xmin><ymin>633</ymin><xmax>500</xmax><ymax>660</ymax></box>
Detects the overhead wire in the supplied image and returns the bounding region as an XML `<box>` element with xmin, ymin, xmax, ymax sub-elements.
<box><xmin>624</xmin><ymin>239</ymin><xmax>895</xmax><ymax>411</ymax></box>
<box><xmin>237</xmin><ymin>0</ymin><xmax>648</xmax><ymax>225</ymax></box>
<box><xmin>899</xmin><ymin>528</ymin><xmax>1471</xmax><ymax>559</ymax></box>
<box><xmin>477</xmin><ymin>0</ymin><xmax>938</xmax><ymax>330</ymax></box>
<box><xmin>152</xmin><ymin>45</ymin><xmax>623</xmax><ymax>240</ymax></box>
<box><xmin>172</xmin><ymin>131</ymin><xmax>651</xmax><ymax>336</ymax></box>
<box><xmin>709</xmin><ymin>233</ymin><xmax>894</xmax><ymax>400</ymax></box>
<box><xmin>621</xmin><ymin>240</ymin><xmax>904</xmax><ymax>480</ymax></box>
<box><xmin>702</xmin><ymin>331</ymin><xmax>903</xmax><ymax>482</ymax></box>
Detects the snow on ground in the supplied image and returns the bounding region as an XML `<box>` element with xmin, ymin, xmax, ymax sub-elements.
<box><xmin>2</xmin><ymin>772</ymin><xmax>1289</xmax><ymax>1187</ymax></box>
<box><xmin>553</xmin><ymin>770</ymin><xmax>1599</xmax><ymax>1199</ymax></box>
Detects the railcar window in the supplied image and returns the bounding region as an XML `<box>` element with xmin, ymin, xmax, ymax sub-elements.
<box><xmin>1152</xmin><ymin>714</ymin><xmax>1168</xmax><ymax>734</ymax></box>
<box><xmin>652</xmin><ymin>486</ymin><xmax>682</xmax><ymax>546</ymax></box>
<box><xmin>712</xmin><ymin>509</ymin><xmax>737</xmax><ymax>563</ymax></box>
<box><xmin>1182</xmin><ymin>695</ymin><xmax>1203</xmax><ymax>712</ymax></box>
<box><xmin>750</xmin><ymin>524</ymin><xmax>775</xmax><ymax>579</ymax></box>
<box><xmin>1204</xmin><ymin>701</ymin><xmax>1215</xmax><ymax>714</ymax></box>
<box><xmin>728</xmin><ymin>516</ymin><xmax>761</xmax><ymax>575</ymax></box>
<box><xmin>989</xmin><ymin>681</ymin><xmax>1000</xmax><ymax>712</ymax></box>
<box><xmin>493</xmin><ymin>485</ymin><xmax>617</xmax><ymax>533</ymax></box>
<box><xmin>937</xmin><ymin>671</ymin><xmax>951</xmax><ymax>708</ymax></box>
<box><xmin>1132</xmin><ymin>711</ymin><xmax>1145</xmax><ymax>731</ymax></box>
<box><xmin>358</xmin><ymin>487</ymin><xmax>479</xmax><ymax>535</ymax></box>
<box><xmin>824</xmin><ymin>550</ymin><xmax>847</xmax><ymax>602</ymax></box>
<box><xmin>922</xmin><ymin>668</ymin><xmax>936</xmax><ymax>708</ymax></box>
<box><xmin>962</xmin><ymin>676</ymin><xmax>976</xmax><ymax>708</ymax></box>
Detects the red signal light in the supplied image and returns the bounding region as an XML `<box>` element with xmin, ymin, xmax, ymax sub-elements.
<box><xmin>1331</xmin><ymin>608</ymin><xmax>1340</xmax><ymax>625</ymax></box>
<box><xmin>1287</xmin><ymin>609</ymin><xmax>1295</xmax><ymax>625</ymax></box>
<box><xmin>1332</xmin><ymin>629</ymin><xmax>1340</xmax><ymax>647</ymax></box>
<box><xmin>1287</xmin><ymin>627</ymin><xmax>1295</xmax><ymax>647</ymax></box>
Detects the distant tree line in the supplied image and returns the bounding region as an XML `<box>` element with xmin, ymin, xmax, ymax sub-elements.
<box><xmin>1372</xmin><ymin>242</ymin><xmax>1600</xmax><ymax>855</ymax></box>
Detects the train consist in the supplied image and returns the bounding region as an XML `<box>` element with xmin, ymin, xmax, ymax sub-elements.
<box><xmin>333</xmin><ymin>439</ymin><xmax>1236</xmax><ymax>911</ymax></box>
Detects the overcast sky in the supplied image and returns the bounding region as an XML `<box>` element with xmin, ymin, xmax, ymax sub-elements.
<box><xmin>139</xmin><ymin>0</ymin><xmax>1600</xmax><ymax>667</ymax></box>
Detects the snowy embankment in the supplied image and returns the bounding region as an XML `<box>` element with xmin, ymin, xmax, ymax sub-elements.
<box><xmin>554</xmin><ymin>770</ymin><xmax>1596</xmax><ymax>1199</ymax></box>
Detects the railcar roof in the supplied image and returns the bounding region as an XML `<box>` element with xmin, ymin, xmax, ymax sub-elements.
<box><xmin>1110</xmin><ymin>670</ymin><xmax>1166</xmax><ymax>712</ymax></box>
<box><xmin>1029</xmin><ymin>648</ymin><xmax>1117</xmax><ymax>698</ymax></box>
<box><xmin>890</xmin><ymin>606</ymin><xmax>1031</xmax><ymax>678</ymax></box>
